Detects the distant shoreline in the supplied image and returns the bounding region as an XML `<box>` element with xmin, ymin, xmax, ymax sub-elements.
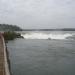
<box><xmin>0</xmin><ymin>24</ymin><xmax>75</xmax><ymax>31</ymax></box>
<box><xmin>23</xmin><ymin>28</ymin><xmax>75</xmax><ymax>31</ymax></box>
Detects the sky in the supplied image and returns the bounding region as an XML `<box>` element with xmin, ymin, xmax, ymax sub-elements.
<box><xmin>0</xmin><ymin>0</ymin><xmax>75</xmax><ymax>29</ymax></box>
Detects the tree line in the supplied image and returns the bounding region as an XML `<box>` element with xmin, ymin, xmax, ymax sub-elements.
<box><xmin>0</xmin><ymin>24</ymin><xmax>22</xmax><ymax>31</ymax></box>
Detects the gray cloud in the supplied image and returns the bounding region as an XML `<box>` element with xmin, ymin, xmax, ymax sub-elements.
<box><xmin>0</xmin><ymin>0</ymin><xmax>75</xmax><ymax>29</ymax></box>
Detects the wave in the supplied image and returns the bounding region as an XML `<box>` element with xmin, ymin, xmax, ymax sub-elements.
<box><xmin>21</xmin><ymin>32</ymin><xmax>74</xmax><ymax>40</ymax></box>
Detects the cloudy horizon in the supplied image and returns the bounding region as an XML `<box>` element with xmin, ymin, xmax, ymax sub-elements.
<box><xmin>0</xmin><ymin>0</ymin><xmax>75</xmax><ymax>29</ymax></box>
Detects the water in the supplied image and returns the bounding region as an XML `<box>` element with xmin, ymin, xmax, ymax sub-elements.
<box><xmin>7</xmin><ymin>31</ymin><xmax>75</xmax><ymax>75</ymax></box>
<box><xmin>21</xmin><ymin>31</ymin><xmax>75</xmax><ymax>40</ymax></box>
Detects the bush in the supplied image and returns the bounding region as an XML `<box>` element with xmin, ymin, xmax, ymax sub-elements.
<box><xmin>3</xmin><ymin>31</ymin><xmax>17</xmax><ymax>40</ymax></box>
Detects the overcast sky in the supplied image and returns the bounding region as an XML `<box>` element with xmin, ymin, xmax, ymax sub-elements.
<box><xmin>0</xmin><ymin>0</ymin><xmax>75</xmax><ymax>29</ymax></box>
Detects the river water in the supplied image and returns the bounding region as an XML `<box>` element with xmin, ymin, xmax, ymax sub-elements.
<box><xmin>7</xmin><ymin>31</ymin><xmax>75</xmax><ymax>75</ymax></box>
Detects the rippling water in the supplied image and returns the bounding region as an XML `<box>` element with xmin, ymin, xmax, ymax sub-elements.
<box><xmin>7</xmin><ymin>31</ymin><xmax>75</xmax><ymax>75</ymax></box>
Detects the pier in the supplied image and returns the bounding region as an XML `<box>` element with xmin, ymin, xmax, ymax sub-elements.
<box><xmin>0</xmin><ymin>34</ymin><xmax>10</xmax><ymax>75</ymax></box>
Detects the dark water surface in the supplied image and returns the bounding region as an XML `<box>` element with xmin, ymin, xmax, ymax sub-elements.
<box><xmin>7</xmin><ymin>38</ymin><xmax>75</xmax><ymax>75</ymax></box>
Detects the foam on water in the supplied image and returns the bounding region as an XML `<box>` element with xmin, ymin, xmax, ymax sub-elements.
<box><xmin>21</xmin><ymin>32</ymin><xmax>74</xmax><ymax>40</ymax></box>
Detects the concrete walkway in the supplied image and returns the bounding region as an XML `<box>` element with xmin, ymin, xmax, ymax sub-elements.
<box><xmin>0</xmin><ymin>34</ymin><xmax>10</xmax><ymax>75</ymax></box>
<box><xmin>0</xmin><ymin>36</ymin><xmax>5</xmax><ymax>75</ymax></box>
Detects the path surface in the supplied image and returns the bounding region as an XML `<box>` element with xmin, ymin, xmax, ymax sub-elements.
<box><xmin>0</xmin><ymin>36</ymin><xmax>5</xmax><ymax>75</ymax></box>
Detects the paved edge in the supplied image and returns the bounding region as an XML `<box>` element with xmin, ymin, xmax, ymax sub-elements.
<box><xmin>2</xmin><ymin>36</ymin><xmax>10</xmax><ymax>75</ymax></box>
